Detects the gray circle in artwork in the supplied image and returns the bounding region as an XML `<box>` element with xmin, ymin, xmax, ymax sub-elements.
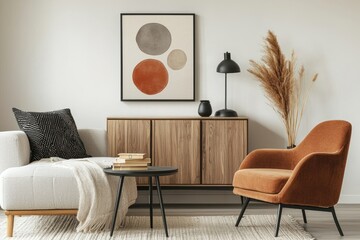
<box><xmin>167</xmin><ymin>49</ymin><xmax>187</xmax><ymax>70</ymax></box>
<box><xmin>136</xmin><ymin>23</ymin><xmax>172</xmax><ymax>56</ymax></box>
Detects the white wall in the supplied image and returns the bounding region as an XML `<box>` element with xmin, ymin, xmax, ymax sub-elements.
<box><xmin>1</xmin><ymin>0</ymin><xmax>360</xmax><ymax>203</ymax></box>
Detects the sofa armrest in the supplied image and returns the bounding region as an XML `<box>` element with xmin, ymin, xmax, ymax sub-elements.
<box><xmin>0</xmin><ymin>131</ymin><xmax>30</xmax><ymax>173</ymax></box>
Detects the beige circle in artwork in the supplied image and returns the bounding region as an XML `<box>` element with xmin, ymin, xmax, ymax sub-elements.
<box><xmin>167</xmin><ymin>49</ymin><xmax>187</xmax><ymax>70</ymax></box>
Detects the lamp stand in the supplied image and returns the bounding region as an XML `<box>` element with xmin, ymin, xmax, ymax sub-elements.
<box><xmin>215</xmin><ymin>73</ymin><xmax>238</xmax><ymax>117</ymax></box>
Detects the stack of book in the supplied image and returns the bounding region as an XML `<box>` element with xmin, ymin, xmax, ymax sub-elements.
<box><xmin>112</xmin><ymin>153</ymin><xmax>150</xmax><ymax>170</ymax></box>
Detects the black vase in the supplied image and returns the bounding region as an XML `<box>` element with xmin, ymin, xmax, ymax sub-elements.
<box><xmin>198</xmin><ymin>100</ymin><xmax>212</xmax><ymax>117</ymax></box>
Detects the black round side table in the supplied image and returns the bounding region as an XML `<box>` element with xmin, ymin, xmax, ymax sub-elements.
<box><xmin>104</xmin><ymin>166</ymin><xmax>178</xmax><ymax>237</ymax></box>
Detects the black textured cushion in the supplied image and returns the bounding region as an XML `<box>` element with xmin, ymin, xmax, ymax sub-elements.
<box><xmin>12</xmin><ymin>108</ymin><xmax>90</xmax><ymax>161</ymax></box>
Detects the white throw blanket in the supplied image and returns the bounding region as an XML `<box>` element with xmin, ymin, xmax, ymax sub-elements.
<box><xmin>49</xmin><ymin>157</ymin><xmax>137</xmax><ymax>232</ymax></box>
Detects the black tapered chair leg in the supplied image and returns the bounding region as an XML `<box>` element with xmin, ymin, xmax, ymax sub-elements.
<box><xmin>275</xmin><ymin>204</ymin><xmax>283</xmax><ymax>237</ymax></box>
<box><xmin>302</xmin><ymin>209</ymin><xmax>307</xmax><ymax>223</ymax></box>
<box><xmin>240</xmin><ymin>196</ymin><xmax>244</xmax><ymax>205</ymax></box>
<box><xmin>235</xmin><ymin>197</ymin><xmax>250</xmax><ymax>227</ymax></box>
<box><xmin>330</xmin><ymin>207</ymin><xmax>344</xmax><ymax>236</ymax></box>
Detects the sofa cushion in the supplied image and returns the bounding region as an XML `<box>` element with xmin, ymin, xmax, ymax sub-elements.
<box><xmin>233</xmin><ymin>168</ymin><xmax>292</xmax><ymax>194</ymax></box>
<box><xmin>12</xmin><ymin>108</ymin><xmax>90</xmax><ymax>161</ymax></box>
<box><xmin>0</xmin><ymin>157</ymin><xmax>113</xmax><ymax>210</ymax></box>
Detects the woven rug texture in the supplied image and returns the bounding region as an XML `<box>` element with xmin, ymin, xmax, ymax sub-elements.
<box><xmin>0</xmin><ymin>215</ymin><xmax>314</xmax><ymax>239</ymax></box>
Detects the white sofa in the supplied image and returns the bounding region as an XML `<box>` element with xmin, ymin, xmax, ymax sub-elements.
<box><xmin>0</xmin><ymin>129</ymin><xmax>108</xmax><ymax>237</ymax></box>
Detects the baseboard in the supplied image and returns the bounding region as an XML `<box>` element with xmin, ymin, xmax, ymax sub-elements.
<box><xmin>338</xmin><ymin>194</ymin><xmax>360</xmax><ymax>204</ymax></box>
<box><xmin>135</xmin><ymin>190</ymin><xmax>360</xmax><ymax>205</ymax></box>
<box><xmin>135</xmin><ymin>189</ymin><xmax>242</xmax><ymax>205</ymax></box>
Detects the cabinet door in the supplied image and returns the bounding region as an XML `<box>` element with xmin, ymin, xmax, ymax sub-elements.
<box><xmin>202</xmin><ymin>120</ymin><xmax>247</xmax><ymax>185</ymax></box>
<box><xmin>153</xmin><ymin>120</ymin><xmax>201</xmax><ymax>185</ymax></box>
<box><xmin>107</xmin><ymin>119</ymin><xmax>151</xmax><ymax>184</ymax></box>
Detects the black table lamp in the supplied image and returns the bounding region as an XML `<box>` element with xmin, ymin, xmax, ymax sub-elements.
<box><xmin>215</xmin><ymin>52</ymin><xmax>240</xmax><ymax>117</ymax></box>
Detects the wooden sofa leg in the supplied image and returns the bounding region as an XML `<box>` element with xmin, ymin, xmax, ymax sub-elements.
<box><xmin>7</xmin><ymin>214</ymin><xmax>14</xmax><ymax>237</ymax></box>
<box><xmin>4</xmin><ymin>209</ymin><xmax>77</xmax><ymax>237</ymax></box>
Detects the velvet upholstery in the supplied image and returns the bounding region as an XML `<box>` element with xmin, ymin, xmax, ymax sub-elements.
<box><xmin>233</xmin><ymin>169</ymin><xmax>292</xmax><ymax>194</ymax></box>
<box><xmin>233</xmin><ymin>120</ymin><xmax>352</xmax><ymax>208</ymax></box>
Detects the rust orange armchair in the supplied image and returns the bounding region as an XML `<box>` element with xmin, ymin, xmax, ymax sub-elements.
<box><xmin>232</xmin><ymin>120</ymin><xmax>352</xmax><ymax>237</ymax></box>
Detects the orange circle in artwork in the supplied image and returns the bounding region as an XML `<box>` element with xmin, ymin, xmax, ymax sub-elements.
<box><xmin>132</xmin><ymin>59</ymin><xmax>169</xmax><ymax>95</ymax></box>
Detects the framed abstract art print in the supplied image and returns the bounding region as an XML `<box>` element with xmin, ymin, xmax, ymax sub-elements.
<box><xmin>121</xmin><ymin>13</ymin><xmax>195</xmax><ymax>101</ymax></box>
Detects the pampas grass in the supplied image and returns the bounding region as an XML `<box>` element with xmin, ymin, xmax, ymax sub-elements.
<box><xmin>248</xmin><ymin>31</ymin><xmax>318</xmax><ymax>147</ymax></box>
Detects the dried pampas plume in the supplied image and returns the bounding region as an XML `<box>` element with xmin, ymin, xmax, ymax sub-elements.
<box><xmin>248</xmin><ymin>31</ymin><xmax>318</xmax><ymax>147</ymax></box>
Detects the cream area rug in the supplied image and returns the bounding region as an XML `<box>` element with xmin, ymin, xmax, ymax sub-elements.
<box><xmin>0</xmin><ymin>215</ymin><xmax>314</xmax><ymax>240</ymax></box>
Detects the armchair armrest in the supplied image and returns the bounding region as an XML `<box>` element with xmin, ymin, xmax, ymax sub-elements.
<box><xmin>0</xmin><ymin>131</ymin><xmax>30</xmax><ymax>174</ymax></box>
<box><xmin>279</xmin><ymin>151</ymin><xmax>345</xmax><ymax>207</ymax></box>
<box><xmin>239</xmin><ymin>148</ymin><xmax>295</xmax><ymax>170</ymax></box>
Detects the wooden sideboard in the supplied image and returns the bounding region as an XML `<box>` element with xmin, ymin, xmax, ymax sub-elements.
<box><xmin>107</xmin><ymin>117</ymin><xmax>248</xmax><ymax>186</ymax></box>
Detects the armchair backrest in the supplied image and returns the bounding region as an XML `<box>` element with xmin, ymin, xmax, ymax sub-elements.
<box><xmin>280</xmin><ymin>120</ymin><xmax>352</xmax><ymax>206</ymax></box>
<box><xmin>294</xmin><ymin>120</ymin><xmax>352</xmax><ymax>166</ymax></box>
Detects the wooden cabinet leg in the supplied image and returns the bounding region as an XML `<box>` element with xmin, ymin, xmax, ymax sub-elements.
<box><xmin>7</xmin><ymin>214</ymin><xmax>14</xmax><ymax>237</ymax></box>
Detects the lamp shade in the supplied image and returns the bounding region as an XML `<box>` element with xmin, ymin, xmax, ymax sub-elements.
<box><xmin>216</xmin><ymin>52</ymin><xmax>240</xmax><ymax>73</ymax></box>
